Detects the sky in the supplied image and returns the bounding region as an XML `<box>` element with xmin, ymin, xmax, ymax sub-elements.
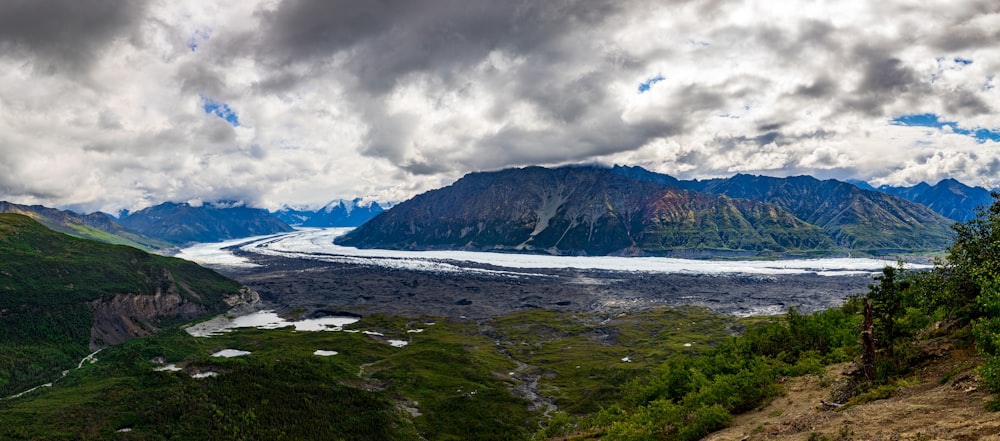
<box><xmin>0</xmin><ymin>0</ymin><xmax>998</xmax><ymax>214</ymax></box>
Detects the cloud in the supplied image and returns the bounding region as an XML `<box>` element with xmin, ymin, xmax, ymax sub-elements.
<box><xmin>0</xmin><ymin>0</ymin><xmax>147</xmax><ymax>76</ymax></box>
<box><xmin>1</xmin><ymin>0</ymin><xmax>999</xmax><ymax>213</ymax></box>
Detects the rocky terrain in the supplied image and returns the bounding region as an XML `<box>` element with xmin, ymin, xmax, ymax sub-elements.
<box><xmin>217</xmin><ymin>251</ymin><xmax>874</xmax><ymax>320</ymax></box>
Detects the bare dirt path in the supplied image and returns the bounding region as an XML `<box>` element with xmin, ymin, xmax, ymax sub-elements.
<box><xmin>705</xmin><ymin>349</ymin><xmax>1000</xmax><ymax>441</ymax></box>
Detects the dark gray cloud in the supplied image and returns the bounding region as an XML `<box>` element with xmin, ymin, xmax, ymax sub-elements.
<box><xmin>928</xmin><ymin>1</ymin><xmax>1000</xmax><ymax>52</ymax></box>
<box><xmin>0</xmin><ymin>0</ymin><xmax>147</xmax><ymax>75</ymax></box>
<box><xmin>252</xmin><ymin>0</ymin><xmax>627</xmax><ymax>92</ymax></box>
<box><xmin>176</xmin><ymin>62</ymin><xmax>227</xmax><ymax>97</ymax></box>
<box><xmin>844</xmin><ymin>44</ymin><xmax>923</xmax><ymax>116</ymax></box>
<box><xmin>793</xmin><ymin>76</ymin><xmax>838</xmax><ymax>98</ymax></box>
<box><xmin>943</xmin><ymin>88</ymin><xmax>992</xmax><ymax>116</ymax></box>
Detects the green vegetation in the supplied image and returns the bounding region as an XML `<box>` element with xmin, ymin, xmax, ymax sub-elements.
<box><xmin>6</xmin><ymin>192</ymin><xmax>1000</xmax><ymax>439</ymax></box>
<box><xmin>0</xmin><ymin>203</ymin><xmax>171</xmax><ymax>251</ymax></box>
<box><xmin>0</xmin><ymin>310</ymin><xmax>740</xmax><ymax>440</ymax></box>
<box><xmin>582</xmin><ymin>305</ymin><xmax>860</xmax><ymax>440</ymax></box>
<box><xmin>0</xmin><ymin>214</ymin><xmax>240</xmax><ymax>396</ymax></box>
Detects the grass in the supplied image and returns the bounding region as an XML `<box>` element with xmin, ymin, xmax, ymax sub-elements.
<box><xmin>0</xmin><ymin>306</ymin><xmax>750</xmax><ymax>440</ymax></box>
<box><xmin>0</xmin><ymin>213</ymin><xmax>241</xmax><ymax>396</ymax></box>
<box><xmin>487</xmin><ymin>307</ymin><xmax>739</xmax><ymax>414</ymax></box>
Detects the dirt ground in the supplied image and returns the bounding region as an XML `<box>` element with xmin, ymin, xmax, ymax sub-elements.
<box><xmin>218</xmin><ymin>252</ymin><xmax>873</xmax><ymax>319</ymax></box>
<box><xmin>705</xmin><ymin>348</ymin><xmax>1000</xmax><ymax>441</ymax></box>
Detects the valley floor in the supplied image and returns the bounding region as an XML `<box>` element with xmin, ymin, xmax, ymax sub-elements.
<box><xmin>216</xmin><ymin>252</ymin><xmax>874</xmax><ymax>320</ymax></box>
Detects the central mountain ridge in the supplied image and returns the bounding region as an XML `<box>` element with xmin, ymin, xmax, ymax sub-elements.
<box><xmin>337</xmin><ymin>167</ymin><xmax>834</xmax><ymax>256</ymax></box>
<box><xmin>339</xmin><ymin>166</ymin><xmax>956</xmax><ymax>256</ymax></box>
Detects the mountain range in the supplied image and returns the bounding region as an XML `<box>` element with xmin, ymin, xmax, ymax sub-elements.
<box><xmin>850</xmin><ymin>179</ymin><xmax>994</xmax><ymax>222</ymax></box>
<box><xmin>0</xmin><ymin>201</ymin><xmax>170</xmax><ymax>251</ymax></box>
<box><xmin>339</xmin><ymin>166</ymin><xmax>960</xmax><ymax>256</ymax></box>
<box><xmin>272</xmin><ymin>198</ymin><xmax>387</xmax><ymax>227</ymax></box>
<box><xmin>1</xmin><ymin>165</ymin><xmax>992</xmax><ymax>255</ymax></box>
<box><xmin>118</xmin><ymin>201</ymin><xmax>293</xmax><ymax>245</ymax></box>
<box><xmin>613</xmin><ymin>166</ymin><xmax>956</xmax><ymax>253</ymax></box>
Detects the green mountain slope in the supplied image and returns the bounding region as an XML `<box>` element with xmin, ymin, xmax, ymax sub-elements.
<box><xmin>338</xmin><ymin>167</ymin><xmax>833</xmax><ymax>256</ymax></box>
<box><xmin>0</xmin><ymin>213</ymin><xmax>245</xmax><ymax>396</ymax></box>
<box><xmin>612</xmin><ymin>167</ymin><xmax>957</xmax><ymax>254</ymax></box>
<box><xmin>686</xmin><ymin>174</ymin><xmax>956</xmax><ymax>253</ymax></box>
<box><xmin>0</xmin><ymin>201</ymin><xmax>171</xmax><ymax>251</ymax></box>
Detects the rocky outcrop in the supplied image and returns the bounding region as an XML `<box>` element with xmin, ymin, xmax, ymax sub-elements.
<box><xmin>88</xmin><ymin>278</ymin><xmax>260</xmax><ymax>350</ymax></box>
<box><xmin>224</xmin><ymin>286</ymin><xmax>261</xmax><ymax>307</ymax></box>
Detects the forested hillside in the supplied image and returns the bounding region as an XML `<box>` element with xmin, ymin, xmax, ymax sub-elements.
<box><xmin>0</xmin><ymin>214</ymin><xmax>244</xmax><ymax>397</ymax></box>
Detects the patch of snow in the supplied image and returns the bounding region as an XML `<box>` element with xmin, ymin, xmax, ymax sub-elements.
<box><xmin>185</xmin><ymin>310</ymin><xmax>360</xmax><ymax>337</ymax></box>
<box><xmin>6</xmin><ymin>383</ymin><xmax>52</xmax><ymax>399</ymax></box>
<box><xmin>363</xmin><ymin>331</ymin><xmax>384</xmax><ymax>336</ymax></box>
<box><xmin>388</xmin><ymin>340</ymin><xmax>408</xmax><ymax>347</ymax></box>
<box><xmin>621</xmin><ymin>356</ymin><xmax>632</xmax><ymax>363</ymax></box>
<box><xmin>313</xmin><ymin>350</ymin><xmax>339</xmax><ymax>356</ymax></box>
<box><xmin>77</xmin><ymin>349</ymin><xmax>102</xmax><ymax>369</ymax></box>
<box><xmin>154</xmin><ymin>364</ymin><xmax>183</xmax><ymax>372</ymax></box>
<box><xmin>192</xmin><ymin>372</ymin><xmax>218</xmax><ymax>379</ymax></box>
<box><xmin>407</xmin><ymin>329</ymin><xmax>424</xmax><ymax>333</ymax></box>
<box><xmin>212</xmin><ymin>349</ymin><xmax>251</xmax><ymax>358</ymax></box>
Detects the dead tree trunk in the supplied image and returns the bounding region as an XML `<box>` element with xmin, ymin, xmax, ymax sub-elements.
<box><xmin>861</xmin><ymin>298</ymin><xmax>876</xmax><ymax>382</ymax></box>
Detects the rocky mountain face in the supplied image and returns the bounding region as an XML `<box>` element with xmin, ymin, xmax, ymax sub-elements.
<box><xmin>341</xmin><ymin>166</ymin><xmax>959</xmax><ymax>256</ymax></box>
<box><xmin>120</xmin><ymin>201</ymin><xmax>293</xmax><ymax>244</ymax></box>
<box><xmin>0</xmin><ymin>201</ymin><xmax>170</xmax><ymax>251</ymax></box>
<box><xmin>337</xmin><ymin>167</ymin><xmax>834</xmax><ymax>256</ymax></box>
<box><xmin>274</xmin><ymin>199</ymin><xmax>386</xmax><ymax>227</ymax></box>
<box><xmin>272</xmin><ymin>206</ymin><xmax>314</xmax><ymax>225</ymax></box>
<box><xmin>869</xmin><ymin>179</ymin><xmax>994</xmax><ymax>222</ymax></box>
<box><xmin>671</xmin><ymin>173</ymin><xmax>957</xmax><ymax>253</ymax></box>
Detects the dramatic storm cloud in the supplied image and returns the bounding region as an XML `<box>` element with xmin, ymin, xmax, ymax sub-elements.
<box><xmin>0</xmin><ymin>0</ymin><xmax>998</xmax><ymax>213</ymax></box>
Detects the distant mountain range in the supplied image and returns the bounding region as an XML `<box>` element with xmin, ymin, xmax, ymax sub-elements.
<box><xmin>848</xmin><ymin>179</ymin><xmax>994</xmax><ymax>222</ymax></box>
<box><xmin>614</xmin><ymin>166</ymin><xmax>955</xmax><ymax>253</ymax></box>
<box><xmin>119</xmin><ymin>201</ymin><xmax>293</xmax><ymax>245</ymax></box>
<box><xmin>272</xmin><ymin>198</ymin><xmax>387</xmax><ymax>227</ymax></box>
<box><xmin>0</xmin><ymin>201</ymin><xmax>170</xmax><ymax>251</ymax></box>
<box><xmin>339</xmin><ymin>166</ymin><xmax>961</xmax><ymax>256</ymax></box>
<box><xmin>1</xmin><ymin>165</ymin><xmax>992</xmax><ymax>254</ymax></box>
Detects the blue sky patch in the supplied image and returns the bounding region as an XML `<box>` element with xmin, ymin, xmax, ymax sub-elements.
<box><xmin>638</xmin><ymin>75</ymin><xmax>665</xmax><ymax>93</ymax></box>
<box><xmin>188</xmin><ymin>29</ymin><xmax>212</xmax><ymax>52</ymax></box>
<box><xmin>891</xmin><ymin>113</ymin><xmax>1000</xmax><ymax>143</ymax></box>
<box><xmin>200</xmin><ymin>95</ymin><xmax>240</xmax><ymax>127</ymax></box>
<box><xmin>954</xmin><ymin>57</ymin><xmax>973</xmax><ymax>66</ymax></box>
